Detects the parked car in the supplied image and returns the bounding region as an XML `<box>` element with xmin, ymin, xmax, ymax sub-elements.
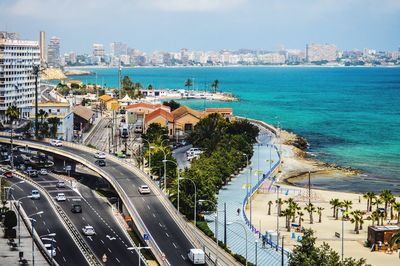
<box><xmin>82</xmin><ymin>225</ymin><xmax>95</xmax><ymax>236</ymax></box>
<box><xmin>39</xmin><ymin>169</ymin><xmax>47</xmax><ymax>175</ymax></box>
<box><xmin>56</xmin><ymin>193</ymin><xmax>66</xmax><ymax>202</ymax></box>
<box><xmin>186</xmin><ymin>148</ymin><xmax>202</xmax><ymax>157</ymax></box>
<box><xmin>95</xmin><ymin>160</ymin><xmax>106</xmax><ymax>167</ymax></box>
<box><xmin>3</xmin><ymin>171</ymin><xmax>13</xmax><ymax>178</ymax></box>
<box><xmin>56</xmin><ymin>181</ymin><xmax>66</xmax><ymax>188</ymax></box>
<box><xmin>94</xmin><ymin>151</ymin><xmax>106</xmax><ymax>159</ymax></box>
<box><xmin>31</xmin><ymin>190</ymin><xmax>40</xmax><ymax>200</ymax></box>
<box><xmin>138</xmin><ymin>185</ymin><xmax>151</xmax><ymax>194</ymax></box>
<box><xmin>71</xmin><ymin>204</ymin><xmax>82</xmax><ymax>213</ymax></box>
<box><xmin>44</xmin><ymin>243</ymin><xmax>56</xmax><ymax>257</ymax></box>
<box><xmin>49</xmin><ymin>139</ymin><xmax>62</xmax><ymax>147</ymax></box>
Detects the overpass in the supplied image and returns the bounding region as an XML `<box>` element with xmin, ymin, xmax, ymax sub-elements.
<box><xmin>0</xmin><ymin>136</ymin><xmax>240</xmax><ymax>266</ymax></box>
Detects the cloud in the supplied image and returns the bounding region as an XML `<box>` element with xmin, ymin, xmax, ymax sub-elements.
<box><xmin>147</xmin><ymin>0</ymin><xmax>247</xmax><ymax>12</ymax></box>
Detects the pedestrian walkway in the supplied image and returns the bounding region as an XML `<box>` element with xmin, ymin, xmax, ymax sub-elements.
<box><xmin>205</xmin><ymin>126</ymin><xmax>287</xmax><ymax>265</ymax></box>
<box><xmin>0</xmin><ymin>205</ymin><xmax>48</xmax><ymax>265</ymax></box>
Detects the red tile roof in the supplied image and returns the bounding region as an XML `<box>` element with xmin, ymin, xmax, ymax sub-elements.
<box><xmin>126</xmin><ymin>102</ymin><xmax>169</xmax><ymax>111</ymax></box>
<box><xmin>145</xmin><ymin>108</ymin><xmax>174</xmax><ymax>124</ymax></box>
<box><xmin>205</xmin><ymin>108</ymin><xmax>233</xmax><ymax>113</ymax></box>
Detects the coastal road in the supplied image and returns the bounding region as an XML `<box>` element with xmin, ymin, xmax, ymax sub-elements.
<box><xmin>3</xmin><ymin>138</ymin><xmax>195</xmax><ymax>266</ymax></box>
<box><xmin>31</xmin><ymin>172</ymin><xmax>140</xmax><ymax>265</ymax></box>
<box><xmin>6</xmin><ymin>175</ymin><xmax>89</xmax><ymax>266</ymax></box>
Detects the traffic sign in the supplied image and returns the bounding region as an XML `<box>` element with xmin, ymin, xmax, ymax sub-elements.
<box><xmin>143</xmin><ymin>233</ymin><xmax>149</xmax><ymax>241</ymax></box>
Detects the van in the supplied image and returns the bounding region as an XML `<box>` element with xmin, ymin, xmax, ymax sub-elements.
<box><xmin>187</xmin><ymin>249</ymin><xmax>205</xmax><ymax>265</ymax></box>
<box><xmin>50</xmin><ymin>139</ymin><xmax>62</xmax><ymax>147</ymax></box>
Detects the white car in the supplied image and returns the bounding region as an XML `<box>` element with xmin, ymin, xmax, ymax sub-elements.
<box><xmin>138</xmin><ymin>185</ymin><xmax>151</xmax><ymax>194</ymax></box>
<box><xmin>82</xmin><ymin>225</ymin><xmax>95</xmax><ymax>236</ymax></box>
<box><xmin>31</xmin><ymin>190</ymin><xmax>40</xmax><ymax>200</ymax></box>
<box><xmin>186</xmin><ymin>148</ymin><xmax>203</xmax><ymax>157</ymax></box>
<box><xmin>39</xmin><ymin>169</ymin><xmax>47</xmax><ymax>175</ymax></box>
<box><xmin>50</xmin><ymin>139</ymin><xmax>62</xmax><ymax>147</ymax></box>
<box><xmin>56</xmin><ymin>181</ymin><xmax>65</xmax><ymax>188</ymax></box>
<box><xmin>44</xmin><ymin>243</ymin><xmax>56</xmax><ymax>257</ymax></box>
<box><xmin>187</xmin><ymin>154</ymin><xmax>200</xmax><ymax>162</ymax></box>
<box><xmin>94</xmin><ymin>151</ymin><xmax>106</xmax><ymax>159</ymax></box>
<box><xmin>56</xmin><ymin>193</ymin><xmax>66</xmax><ymax>202</ymax></box>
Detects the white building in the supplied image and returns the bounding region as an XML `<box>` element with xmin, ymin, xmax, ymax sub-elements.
<box><xmin>92</xmin><ymin>43</ymin><xmax>105</xmax><ymax>65</ymax></box>
<box><xmin>0</xmin><ymin>32</ymin><xmax>40</xmax><ymax>120</ymax></box>
<box><xmin>47</xmin><ymin>36</ymin><xmax>60</xmax><ymax>67</ymax></box>
<box><xmin>306</xmin><ymin>43</ymin><xmax>337</xmax><ymax>62</ymax></box>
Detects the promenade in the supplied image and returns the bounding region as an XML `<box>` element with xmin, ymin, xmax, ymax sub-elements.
<box><xmin>205</xmin><ymin>126</ymin><xmax>286</xmax><ymax>265</ymax></box>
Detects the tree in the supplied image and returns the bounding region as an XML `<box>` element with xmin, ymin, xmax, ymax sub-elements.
<box><xmin>276</xmin><ymin>198</ymin><xmax>284</xmax><ymax>217</ymax></box>
<box><xmin>390</xmin><ymin>231</ymin><xmax>400</xmax><ymax>247</ymax></box>
<box><xmin>211</xmin><ymin>80</ymin><xmax>219</xmax><ymax>93</ymax></box>
<box><xmin>342</xmin><ymin>200</ymin><xmax>353</xmax><ymax>218</ymax></box>
<box><xmin>122</xmin><ymin>76</ymin><xmax>134</xmax><ymax>90</ymax></box>
<box><xmin>380</xmin><ymin>190</ymin><xmax>394</xmax><ymax>219</ymax></box>
<box><xmin>6</xmin><ymin>105</ymin><xmax>20</xmax><ymax>124</ymax></box>
<box><xmin>184</xmin><ymin>78</ymin><xmax>192</xmax><ymax>90</ymax></box>
<box><xmin>267</xmin><ymin>200</ymin><xmax>273</xmax><ymax>215</ymax></box>
<box><xmin>370</xmin><ymin>210</ymin><xmax>380</xmax><ymax>226</ymax></box>
<box><xmin>142</xmin><ymin>123</ymin><xmax>168</xmax><ymax>144</ymax></box>
<box><xmin>162</xmin><ymin>100</ymin><xmax>181</xmax><ymax>111</ymax></box>
<box><xmin>225</xmin><ymin>119</ymin><xmax>259</xmax><ymax>144</ymax></box>
<box><xmin>363</xmin><ymin>192</ymin><xmax>375</xmax><ymax>212</ymax></box>
<box><xmin>392</xmin><ymin>202</ymin><xmax>400</xmax><ymax>224</ymax></box>
<box><xmin>372</xmin><ymin>197</ymin><xmax>383</xmax><ymax>211</ymax></box>
<box><xmin>317</xmin><ymin>207</ymin><xmax>324</xmax><ymax>223</ymax></box>
<box><xmin>330</xmin><ymin>198</ymin><xmax>342</xmax><ymax>219</ymax></box>
<box><xmin>282</xmin><ymin>208</ymin><xmax>292</xmax><ymax>232</ymax></box>
<box><xmin>147</xmin><ymin>84</ymin><xmax>153</xmax><ymax>90</ymax></box>
<box><xmin>297</xmin><ymin>211</ymin><xmax>304</xmax><ymax>227</ymax></box>
<box><xmin>350</xmin><ymin>210</ymin><xmax>363</xmax><ymax>234</ymax></box>
<box><xmin>47</xmin><ymin>117</ymin><xmax>60</xmax><ymax>139</ymax></box>
<box><xmin>305</xmin><ymin>203</ymin><xmax>316</xmax><ymax>224</ymax></box>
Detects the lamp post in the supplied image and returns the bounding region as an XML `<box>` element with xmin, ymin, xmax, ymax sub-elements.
<box><xmin>255</xmin><ymin>239</ymin><xmax>258</xmax><ymax>266</ymax></box>
<box><xmin>227</xmin><ymin>221</ymin><xmax>248</xmax><ymax>266</ymax></box>
<box><xmin>15</xmin><ymin>195</ymin><xmax>32</xmax><ymax>246</ymax></box>
<box><xmin>340</xmin><ymin>209</ymin><xmax>346</xmax><ymax>261</ymax></box>
<box><xmin>141</xmin><ymin>138</ymin><xmax>153</xmax><ymax>174</ymax></box>
<box><xmin>29</xmin><ymin>211</ymin><xmax>44</xmax><ymax>266</ymax></box>
<box><xmin>275</xmin><ymin>185</ymin><xmax>280</xmax><ymax>250</ymax></box>
<box><xmin>39</xmin><ymin>233</ymin><xmax>56</xmax><ymax>266</ymax></box>
<box><xmin>162</xmin><ymin>159</ymin><xmax>180</xmax><ymax>213</ymax></box>
<box><xmin>7</xmin><ymin>181</ymin><xmax>25</xmax><ymax>207</ymax></box>
<box><xmin>127</xmin><ymin>245</ymin><xmax>151</xmax><ymax>266</ymax></box>
<box><xmin>179</xmin><ymin>177</ymin><xmax>197</xmax><ymax>226</ymax></box>
<box><xmin>160</xmin><ymin>147</ymin><xmax>168</xmax><ymax>193</ymax></box>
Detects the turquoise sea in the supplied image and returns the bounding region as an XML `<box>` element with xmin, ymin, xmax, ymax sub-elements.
<box><xmin>68</xmin><ymin>67</ymin><xmax>400</xmax><ymax>193</ymax></box>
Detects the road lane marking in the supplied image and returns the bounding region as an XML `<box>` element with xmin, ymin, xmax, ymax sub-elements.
<box><xmin>165</xmin><ymin>233</ymin><xmax>169</xmax><ymax>237</ymax></box>
<box><xmin>101</xmin><ymin>240</ymin><xmax>104</xmax><ymax>244</ymax></box>
<box><xmin>142</xmin><ymin>198</ymin><xmax>145</xmax><ymax>202</ymax></box>
<box><xmin>47</xmin><ymin>229</ymin><xmax>50</xmax><ymax>233</ymax></box>
<box><xmin>63</xmin><ymin>257</ymin><xmax>66</xmax><ymax>262</ymax></box>
<box><xmin>108</xmin><ymin>248</ymin><xmax>112</xmax><ymax>253</ymax></box>
<box><xmin>173</xmin><ymin>242</ymin><xmax>177</xmax><ymax>248</ymax></box>
<box><xmin>147</xmin><ymin>205</ymin><xmax>150</xmax><ymax>210</ymax></box>
<box><xmin>152</xmin><ymin>213</ymin><xmax>156</xmax><ymax>218</ymax></box>
<box><xmin>57</xmin><ymin>247</ymin><xmax>61</xmax><ymax>252</ymax></box>
<box><xmin>43</xmin><ymin>221</ymin><xmax>46</xmax><ymax>225</ymax></box>
<box><xmin>181</xmin><ymin>255</ymin><xmax>185</xmax><ymax>260</ymax></box>
<box><xmin>116</xmin><ymin>258</ymin><xmax>120</xmax><ymax>263</ymax></box>
<box><xmin>82</xmin><ymin>217</ymin><xmax>86</xmax><ymax>221</ymax></box>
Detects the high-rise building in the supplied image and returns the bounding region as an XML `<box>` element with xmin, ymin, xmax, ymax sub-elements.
<box><xmin>306</xmin><ymin>43</ymin><xmax>337</xmax><ymax>62</ymax></box>
<box><xmin>0</xmin><ymin>32</ymin><xmax>40</xmax><ymax>120</ymax></box>
<box><xmin>110</xmin><ymin>42</ymin><xmax>128</xmax><ymax>58</ymax></box>
<box><xmin>39</xmin><ymin>31</ymin><xmax>46</xmax><ymax>63</ymax></box>
<box><xmin>92</xmin><ymin>43</ymin><xmax>105</xmax><ymax>65</ymax></box>
<box><xmin>47</xmin><ymin>36</ymin><xmax>61</xmax><ymax>67</ymax></box>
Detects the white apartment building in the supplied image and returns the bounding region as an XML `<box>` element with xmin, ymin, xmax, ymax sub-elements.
<box><xmin>306</xmin><ymin>43</ymin><xmax>337</xmax><ymax>62</ymax></box>
<box><xmin>0</xmin><ymin>32</ymin><xmax>40</xmax><ymax>121</ymax></box>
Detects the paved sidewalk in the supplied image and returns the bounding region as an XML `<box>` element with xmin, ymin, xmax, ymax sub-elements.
<box><xmin>205</xmin><ymin>126</ymin><xmax>286</xmax><ymax>265</ymax></box>
<box><xmin>0</xmin><ymin>206</ymin><xmax>48</xmax><ymax>265</ymax></box>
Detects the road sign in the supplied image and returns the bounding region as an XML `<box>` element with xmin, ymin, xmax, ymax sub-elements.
<box><xmin>102</xmin><ymin>254</ymin><xmax>107</xmax><ymax>262</ymax></box>
<box><xmin>143</xmin><ymin>233</ymin><xmax>149</xmax><ymax>241</ymax></box>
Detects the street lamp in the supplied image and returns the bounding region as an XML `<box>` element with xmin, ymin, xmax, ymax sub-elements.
<box><xmin>340</xmin><ymin>209</ymin><xmax>347</xmax><ymax>261</ymax></box>
<box><xmin>29</xmin><ymin>211</ymin><xmax>44</xmax><ymax>266</ymax></box>
<box><xmin>275</xmin><ymin>185</ymin><xmax>280</xmax><ymax>250</ymax></box>
<box><xmin>162</xmin><ymin>159</ymin><xmax>180</xmax><ymax>213</ymax></box>
<box><xmin>7</xmin><ymin>181</ymin><xmax>25</xmax><ymax>206</ymax></box>
<box><xmin>40</xmin><ymin>235</ymin><xmax>56</xmax><ymax>266</ymax></box>
<box><xmin>141</xmin><ymin>138</ymin><xmax>153</xmax><ymax>174</ymax></box>
<box><xmin>227</xmin><ymin>221</ymin><xmax>248</xmax><ymax>266</ymax></box>
<box><xmin>15</xmin><ymin>195</ymin><xmax>32</xmax><ymax>246</ymax></box>
<box><xmin>127</xmin><ymin>245</ymin><xmax>151</xmax><ymax>266</ymax></box>
<box><xmin>159</xmin><ymin>147</ymin><xmax>168</xmax><ymax>193</ymax></box>
<box><xmin>179</xmin><ymin>177</ymin><xmax>197</xmax><ymax>226</ymax></box>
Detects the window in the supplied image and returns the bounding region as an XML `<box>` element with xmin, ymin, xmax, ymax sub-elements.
<box><xmin>184</xmin><ymin>124</ymin><xmax>193</xmax><ymax>132</ymax></box>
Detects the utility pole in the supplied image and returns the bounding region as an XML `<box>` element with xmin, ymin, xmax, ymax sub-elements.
<box><xmin>308</xmin><ymin>171</ymin><xmax>311</xmax><ymax>205</ymax></box>
<box><xmin>224</xmin><ymin>202</ymin><xmax>227</xmax><ymax>245</ymax></box>
<box><xmin>33</xmin><ymin>65</ymin><xmax>39</xmax><ymax>138</ymax></box>
<box><xmin>281</xmin><ymin>236</ymin><xmax>284</xmax><ymax>266</ymax></box>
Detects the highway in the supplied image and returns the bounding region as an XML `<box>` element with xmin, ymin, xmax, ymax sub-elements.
<box><xmin>6</xmin><ymin>139</ymin><xmax>195</xmax><ymax>266</ymax></box>
<box><xmin>6</xmin><ymin>176</ymin><xmax>89</xmax><ymax>266</ymax></box>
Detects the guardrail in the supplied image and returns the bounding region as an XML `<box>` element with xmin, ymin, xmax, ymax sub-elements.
<box><xmin>5</xmin><ymin>166</ymin><xmax>102</xmax><ymax>266</ymax></box>
<box><xmin>0</xmin><ymin>135</ymin><xmax>240</xmax><ymax>266</ymax></box>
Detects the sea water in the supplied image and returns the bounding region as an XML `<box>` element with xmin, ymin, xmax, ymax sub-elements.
<box><xmin>68</xmin><ymin>66</ymin><xmax>400</xmax><ymax>193</ymax></box>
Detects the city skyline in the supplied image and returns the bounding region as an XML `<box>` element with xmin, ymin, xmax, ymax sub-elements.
<box><xmin>1</xmin><ymin>0</ymin><xmax>399</xmax><ymax>53</ymax></box>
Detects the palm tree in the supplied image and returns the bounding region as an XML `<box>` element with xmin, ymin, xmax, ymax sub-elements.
<box><xmin>393</xmin><ymin>202</ymin><xmax>400</xmax><ymax>224</ymax></box>
<box><xmin>350</xmin><ymin>210</ymin><xmax>363</xmax><ymax>234</ymax></box>
<box><xmin>47</xmin><ymin>117</ymin><xmax>60</xmax><ymax>139</ymax></box>
<box><xmin>330</xmin><ymin>198</ymin><xmax>341</xmax><ymax>218</ymax></box>
<box><xmin>389</xmin><ymin>197</ymin><xmax>397</xmax><ymax>220</ymax></box>
<box><xmin>371</xmin><ymin>210</ymin><xmax>380</xmax><ymax>226</ymax></box>
<box><xmin>390</xmin><ymin>231</ymin><xmax>400</xmax><ymax>247</ymax></box>
<box><xmin>184</xmin><ymin>79</ymin><xmax>192</xmax><ymax>91</ymax></box>
<box><xmin>38</xmin><ymin>109</ymin><xmax>48</xmax><ymax>124</ymax></box>
<box><xmin>276</xmin><ymin>198</ymin><xmax>284</xmax><ymax>216</ymax></box>
<box><xmin>6</xmin><ymin>105</ymin><xmax>20</xmax><ymax>124</ymax></box>
<box><xmin>297</xmin><ymin>211</ymin><xmax>304</xmax><ymax>227</ymax></box>
<box><xmin>342</xmin><ymin>200</ymin><xmax>353</xmax><ymax>219</ymax></box>
<box><xmin>377</xmin><ymin>210</ymin><xmax>385</xmax><ymax>225</ymax></box>
<box><xmin>380</xmin><ymin>190</ymin><xmax>394</xmax><ymax>219</ymax></box>
<box><xmin>372</xmin><ymin>197</ymin><xmax>383</xmax><ymax>211</ymax></box>
<box><xmin>291</xmin><ymin>203</ymin><xmax>301</xmax><ymax>223</ymax></box>
<box><xmin>147</xmin><ymin>84</ymin><xmax>153</xmax><ymax>90</ymax></box>
<box><xmin>281</xmin><ymin>208</ymin><xmax>292</xmax><ymax>232</ymax></box>
<box><xmin>267</xmin><ymin>201</ymin><xmax>273</xmax><ymax>215</ymax></box>
<box><xmin>317</xmin><ymin>207</ymin><xmax>324</xmax><ymax>223</ymax></box>
<box><xmin>211</xmin><ymin>80</ymin><xmax>219</xmax><ymax>93</ymax></box>
<box><xmin>304</xmin><ymin>203</ymin><xmax>316</xmax><ymax>224</ymax></box>
<box><xmin>363</xmin><ymin>192</ymin><xmax>376</xmax><ymax>212</ymax></box>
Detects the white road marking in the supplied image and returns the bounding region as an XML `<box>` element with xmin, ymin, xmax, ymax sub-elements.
<box><xmin>47</xmin><ymin>228</ymin><xmax>50</xmax><ymax>233</ymax></box>
<box><xmin>82</xmin><ymin>217</ymin><xmax>86</xmax><ymax>221</ymax></box>
<box><xmin>152</xmin><ymin>213</ymin><xmax>156</xmax><ymax>218</ymax></box>
<box><xmin>173</xmin><ymin>242</ymin><xmax>177</xmax><ymax>248</ymax></box>
<box><xmin>165</xmin><ymin>233</ymin><xmax>169</xmax><ymax>237</ymax></box>
<box><xmin>57</xmin><ymin>247</ymin><xmax>61</xmax><ymax>252</ymax></box>
<box><xmin>116</xmin><ymin>258</ymin><xmax>120</xmax><ymax>263</ymax></box>
<box><xmin>147</xmin><ymin>205</ymin><xmax>150</xmax><ymax>210</ymax></box>
<box><xmin>43</xmin><ymin>221</ymin><xmax>46</xmax><ymax>225</ymax></box>
<box><xmin>63</xmin><ymin>257</ymin><xmax>66</xmax><ymax>262</ymax></box>
<box><xmin>101</xmin><ymin>240</ymin><xmax>104</xmax><ymax>244</ymax></box>
<box><xmin>159</xmin><ymin>223</ymin><xmax>162</xmax><ymax>227</ymax></box>
<box><xmin>181</xmin><ymin>255</ymin><xmax>185</xmax><ymax>260</ymax></box>
<box><xmin>108</xmin><ymin>248</ymin><xmax>112</xmax><ymax>253</ymax></box>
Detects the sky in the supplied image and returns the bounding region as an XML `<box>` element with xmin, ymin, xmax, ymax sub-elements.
<box><xmin>1</xmin><ymin>0</ymin><xmax>400</xmax><ymax>53</ymax></box>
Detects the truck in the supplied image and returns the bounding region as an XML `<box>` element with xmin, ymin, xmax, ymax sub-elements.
<box><xmin>187</xmin><ymin>249</ymin><xmax>205</xmax><ymax>265</ymax></box>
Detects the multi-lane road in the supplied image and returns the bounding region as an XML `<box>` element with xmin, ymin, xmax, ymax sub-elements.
<box><xmin>2</xmin><ymin>138</ymin><xmax>196</xmax><ymax>266</ymax></box>
<box><xmin>7</xmin><ymin>170</ymin><xmax>141</xmax><ymax>265</ymax></box>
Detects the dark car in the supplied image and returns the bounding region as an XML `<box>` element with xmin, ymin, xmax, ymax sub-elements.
<box><xmin>95</xmin><ymin>160</ymin><xmax>106</xmax><ymax>167</ymax></box>
<box><xmin>71</xmin><ymin>204</ymin><xmax>82</xmax><ymax>213</ymax></box>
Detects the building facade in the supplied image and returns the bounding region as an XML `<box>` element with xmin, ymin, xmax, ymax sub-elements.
<box><xmin>47</xmin><ymin>36</ymin><xmax>61</xmax><ymax>67</ymax></box>
<box><xmin>306</xmin><ymin>43</ymin><xmax>337</xmax><ymax>62</ymax></box>
<box><xmin>0</xmin><ymin>32</ymin><xmax>40</xmax><ymax>121</ymax></box>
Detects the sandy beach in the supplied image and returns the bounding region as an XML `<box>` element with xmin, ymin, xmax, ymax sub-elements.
<box><xmin>246</xmin><ymin>128</ymin><xmax>400</xmax><ymax>265</ymax></box>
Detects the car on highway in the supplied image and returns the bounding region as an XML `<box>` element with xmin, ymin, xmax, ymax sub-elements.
<box><xmin>95</xmin><ymin>159</ymin><xmax>106</xmax><ymax>167</ymax></box>
<box><xmin>56</xmin><ymin>181</ymin><xmax>66</xmax><ymax>188</ymax></box>
<box><xmin>138</xmin><ymin>185</ymin><xmax>151</xmax><ymax>194</ymax></box>
<box><xmin>115</xmin><ymin>151</ymin><xmax>126</xmax><ymax>158</ymax></box>
<box><xmin>82</xmin><ymin>225</ymin><xmax>95</xmax><ymax>236</ymax></box>
<box><xmin>56</xmin><ymin>193</ymin><xmax>66</xmax><ymax>202</ymax></box>
<box><xmin>187</xmin><ymin>154</ymin><xmax>201</xmax><ymax>162</ymax></box>
<box><xmin>94</xmin><ymin>151</ymin><xmax>106</xmax><ymax>159</ymax></box>
<box><xmin>50</xmin><ymin>139</ymin><xmax>63</xmax><ymax>147</ymax></box>
<box><xmin>186</xmin><ymin>148</ymin><xmax>202</xmax><ymax>157</ymax></box>
<box><xmin>31</xmin><ymin>190</ymin><xmax>40</xmax><ymax>200</ymax></box>
<box><xmin>44</xmin><ymin>243</ymin><xmax>56</xmax><ymax>257</ymax></box>
<box><xmin>26</xmin><ymin>169</ymin><xmax>38</xmax><ymax>177</ymax></box>
<box><xmin>3</xmin><ymin>171</ymin><xmax>13</xmax><ymax>178</ymax></box>
<box><xmin>39</xmin><ymin>169</ymin><xmax>47</xmax><ymax>175</ymax></box>
<box><xmin>188</xmin><ymin>249</ymin><xmax>205</xmax><ymax>265</ymax></box>
<box><xmin>71</xmin><ymin>204</ymin><xmax>82</xmax><ymax>213</ymax></box>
